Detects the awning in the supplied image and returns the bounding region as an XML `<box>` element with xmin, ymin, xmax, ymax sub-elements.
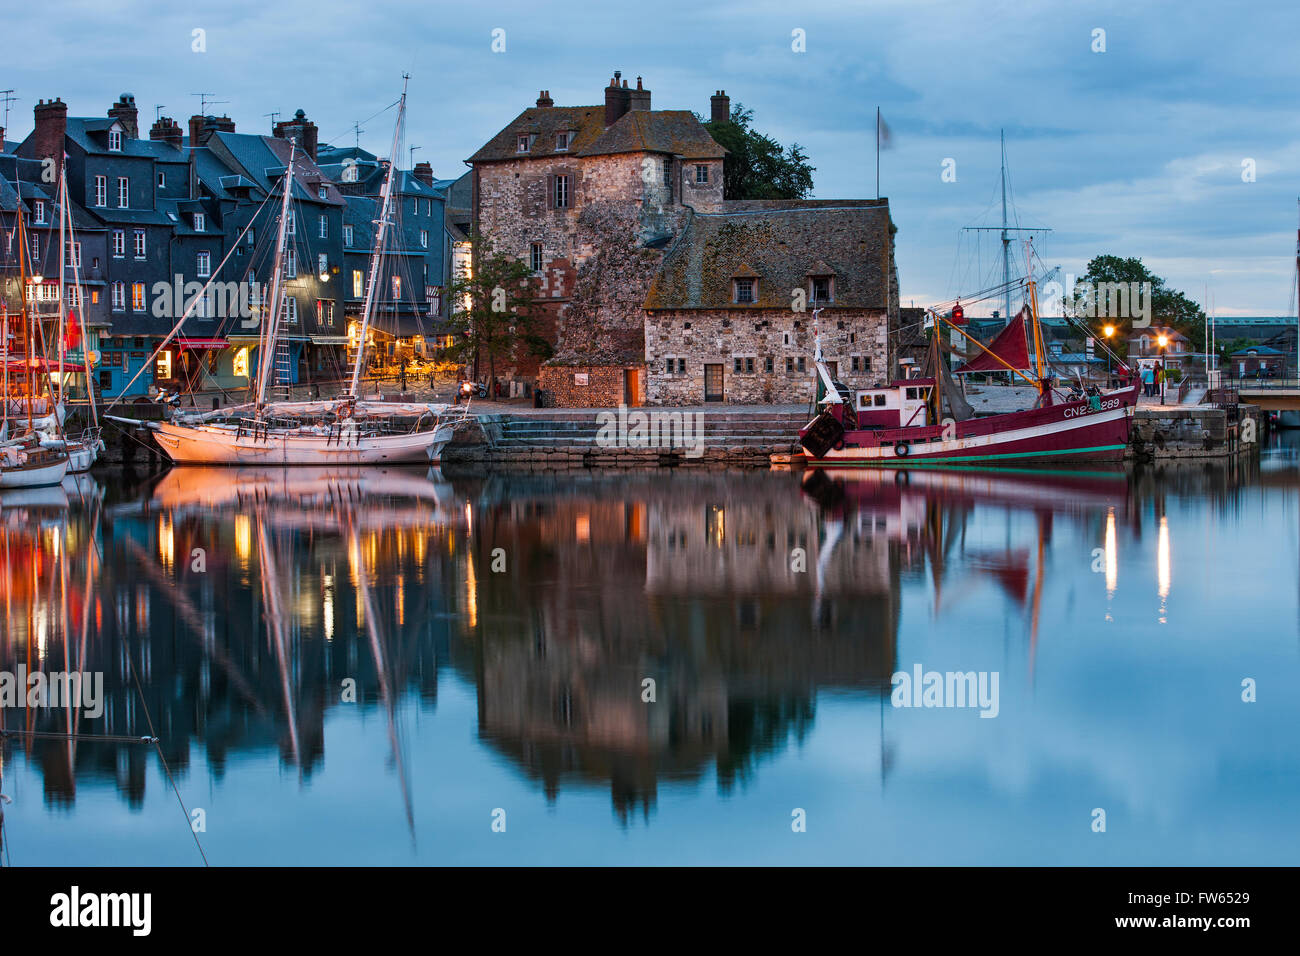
<box><xmin>310</xmin><ymin>335</ymin><xmax>350</xmax><ymax>345</ymax></box>
<box><xmin>2</xmin><ymin>355</ymin><xmax>53</xmax><ymax>370</ymax></box>
<box><xmin>227</xmin><ymin>335</ymin><xmax>262</xmax><ymax>345</ymax></box>
<box><xmin>175</xmin><ymin>337</ymin><xmax>229</xmax><ymax>350</ymax></box>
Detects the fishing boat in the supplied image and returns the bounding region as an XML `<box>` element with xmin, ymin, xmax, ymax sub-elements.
<box><xmin>108</xmin><ymin>76</ymin><xmax>467</xmax><ymax>466</ymax></box>
<box><xmin>799</xmin><ymin>254</ymin><xmax>1139</xmax><ymax>467</ymax></box>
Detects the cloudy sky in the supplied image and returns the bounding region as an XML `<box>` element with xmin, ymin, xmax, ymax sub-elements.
<box><xmin>8</xmin><ymin>0</ymin><xmax>1300</xmax><ymax>314</ymax></box>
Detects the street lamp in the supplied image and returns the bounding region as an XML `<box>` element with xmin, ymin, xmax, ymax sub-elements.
<box><xmin>1156</xmin><ymin>333</ymin><xmax>1169</xmax><ymax>403</ymax></box>
<box><xmin>1103</xmin><ymin>325</ymin><xmax>1115</xmax><ymax>382</ymax></box>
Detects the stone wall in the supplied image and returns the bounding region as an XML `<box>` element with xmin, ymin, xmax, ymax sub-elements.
<box><xmin>644</xmin><ymin>307</ymin><xmax>889</xmax><ymax>405</ymax></box>
<box><xmin>538</xmin><ymin>364</ymin><xmax>632</xmax><ymax>407</ymax></box>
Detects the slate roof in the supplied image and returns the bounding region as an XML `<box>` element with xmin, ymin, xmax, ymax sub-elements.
<box><xmin>645</xmin><ymin>201</ymin><xmax>894</xmax><ymax>311</ymax></box>
<box><xmin>467</xmin><ymin>106</ymin><xmax>724</xmax><ymax>163</ymax></box>
<box><xmin>316</xmin><ymin>145</ymin><xmax>441</xmax><ymax>199</ymax></box>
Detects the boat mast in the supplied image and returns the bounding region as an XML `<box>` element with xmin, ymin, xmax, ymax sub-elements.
<box><xmin>348</xmin><ymin>74</ymin><xmax>409</xmax><ymax>400</ymax></box>
<box><xmin>254</xmin><ymin>142</ymin><xmax>298</xmax><ymax>410</ymax></box>
<box><xmin>16</xmin><ymin>201</ymin><xmax>33</xmax><ymax>432</ymax></box>
<box><xmin>57</xmin><ymin>156</ymin><xmax>66</xmax><ymax>409</ymax></box>
<box><xmin>1001</xmin><ymin>129</ymin><xmax>1010</xmax><ymax>324</ymax></box>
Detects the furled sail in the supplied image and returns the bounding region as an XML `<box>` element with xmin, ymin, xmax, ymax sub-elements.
<box><xmin>953</xmin><ymin>307</ymin><xmax>1032</xmax><ymax>374</ymax></box>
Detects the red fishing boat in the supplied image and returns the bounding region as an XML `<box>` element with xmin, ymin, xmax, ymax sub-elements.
<box><xmin>799</xmin><ymin>266</ymin><xmax>1139</xmax><ymax>466</ymax></box>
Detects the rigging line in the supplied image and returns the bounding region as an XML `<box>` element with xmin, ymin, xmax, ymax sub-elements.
<box><xmin>0</xmin><ymin>729</ymin><xmax>159</xmax><ymax>744</ymax></box>
<box><xmin>112</xmin><ymin>587</ymin><xmax>209</xmax><ymax>865</ymax></box>
<box><xmin>316</xmin><ymin>98</ymin><xmax>401</xmax><ymax>155</ymax></box>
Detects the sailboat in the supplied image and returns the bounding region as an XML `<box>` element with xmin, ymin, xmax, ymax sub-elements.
<box><xmin>2</xmin><ymin>197</ymin><xmax>70</xmax><ymax>488</ymax></box>
<box><xmin>109</xmin><ymin>77</ymin><xmax>467</xmax><ymax>466</ymax></box>
<box><xmin>798</xmin><ymin>252</ymin><xmax>1140</xmax><ymax>466</ymax></box>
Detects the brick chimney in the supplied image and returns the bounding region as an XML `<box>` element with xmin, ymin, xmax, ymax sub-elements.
<box><xmin>536</xmin><ymin>90</ymin><xmax>554</xmax><ymax>108</ymax></box>
<box><xmin>413</xmin><ymin>161</ymin><xmax>434</xmax><ymax>187</ymax></box>
<box><xmin>628</xmin><ymin>76</ymin><xmax>651</xmax><ymax>112</ymax></box>
<box><xmin>108</xmin><ymin>92</ymin><xmax>139</xmax><ymax>138</ymax></box>
<box><xmin>32</xmin><ymin>98</ymin><xmax>68</xmax><ymax>164</ymax></box>
<box><xmin>604</xmin><ymin>72</ymin><xmax>631</xmax><ymax>127</ymax></box>
<box><xmin>150</xmin><ymin>116</ymin><xmax>183</xmax><ymax>149</ymax></box>
<box><xmin>273</xmin><ymin>109</ymin><xmax>318</xmax><ymax>161</ymax></box>
<box><xmin>188</xmin><ymin>114</ymin><xmax>205</xmax><ymax>146</ymax></box>
<box><xmin>710</xmin><ymin>90</ymin><xmax>730</xmax><ymax>125</ymax></box>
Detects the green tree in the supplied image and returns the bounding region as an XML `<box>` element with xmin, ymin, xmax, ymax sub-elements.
<box><xmin>702</xmin><ymin>103</ymin><xmax>815</xmax><ymax>201</ymax></box>
<box><xmin>1069</xmin><ymin>255</ymin><xmax>1207</xmax><ymax>353</ymax></box>
<box><xmin>444</xmin><ymin>235</ymin><xmax>551</xmax><ymax>386</ymax></box>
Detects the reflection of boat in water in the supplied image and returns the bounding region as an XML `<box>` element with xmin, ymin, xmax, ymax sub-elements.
<box><xmin>116</xmin><ymin>465</ymin><xmax>462</xmax><ymax>530</ymax></box>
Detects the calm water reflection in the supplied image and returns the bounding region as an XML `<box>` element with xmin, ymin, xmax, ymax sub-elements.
<box><xmin>2</xmin><ymin>437</ymin><xmax>1299</xmax><ymax>865</ymax></box>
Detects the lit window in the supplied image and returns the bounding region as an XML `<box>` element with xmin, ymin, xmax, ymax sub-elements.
<box><xmin>391</xmin><ymin>275</ymin><xmax>401</xmax><ymax>298</ymax></box>
<box><xmin>233</xmin><ymin>347</ymin><xmax>249</xmax><ymax>378</ymax></box>
<box><xmin>352</xmin><ymin>270</ymin><xmax>363</xmax><ymax>297</ymax></box>
<box><xmin>131</xmin><ymin>282</ymin><xmax>146</xmax><ymax>311</ymax></box>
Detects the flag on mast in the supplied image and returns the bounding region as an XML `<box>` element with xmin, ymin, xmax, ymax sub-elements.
<box><xmin>876</xmin><ymin>108</ymin><xmax>893</xmax><ymax>199</ymax></box>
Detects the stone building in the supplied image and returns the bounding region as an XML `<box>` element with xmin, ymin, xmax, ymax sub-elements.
<box><xmin>643</xmin><ymin>199</ymin><xmax>898</xmax><ymax>405</ymax></box>
<box><xmin>466</xmin><ymin>73</ymin><xmax>728</xmax><ymax>403</ymax></box>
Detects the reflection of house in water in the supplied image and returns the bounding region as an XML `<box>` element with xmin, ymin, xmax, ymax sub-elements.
<box><xmin>461</xmin><ymin>472</ymin><xmax>900</xmax><ymax>820</ymax></box>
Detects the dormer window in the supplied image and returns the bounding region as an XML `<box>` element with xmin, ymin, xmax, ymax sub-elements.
<box><xmin>33</xmin><ymin>200</ymin><xmax>46</xmax><ymax>224</ymax></box>
<box><xmin>109</xmin><ymin>129</ymin><xmax>123</xmax><ymax>151</ymax></box>
<box><xmin>810</xmin><ymin>275</ymin><xmax>833</xmax><ymax>304</ymax></box>
<box><xmin>517</xmin><ymin>134</ymin><xmax>531</xmax><ymax>153</ymax></box>
<box><xmin>342</xmin><ymin>163</ymin><xmax>359</xmax><ymax>183</ymax></box>
<box><xmin>318</xmin><ymin>186</ymin><xmax>327</xmax><ymax>200</ymax></box>
<box><xmin>193</xmin><ymin>212</ymin><xmax>205</xmax><ymax>232</ymax></box>
<box><xmin>555</xmin><ymin>131</ymin><xmax>573</xmax><ymax>151</ymax></box>
<box><xmin>733</xmin><ymin>277</ymin><xmax>756</xmax><ymax>304</ymax></box>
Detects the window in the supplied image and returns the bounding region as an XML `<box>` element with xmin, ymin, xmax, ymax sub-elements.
<box><xmin>732</xmin><ymin>357</ymin><xmax>755</xmax><ymax>374</ymax></box>
<box><xmin>319</xmin><ymin>214</ymin><xmax>328</xmax><ymax>238</ymax></box>
<box><xmin>111</xmin><ymin>281</ymin><xmax>125</xmax><ymax>310</ymax></box>
<box><xmin>93</xmin><ymin>176</ymin><xmax>107</xmax><ymax>207</ymax></box>
<box><xmin>343</xmin><ymin>224</ymin><xmax>353</xmax><ymax>245</ymax></box>
<box><xmin>734</xmin><ymin>277</ymin><xmax>755</xmax><ymax>304</ymax></box>
<box><xmin>342</xmin><ymin>163</ymin><xmax>358</xmax><ymax>183</ymax></box>
<box><xmin>112</xmin><ymin>229</ymin><xmax>125</xmax><ymax>257</ymax></box>
<box><xmin>131</xmin><ymin>282</ymin><xmax>146</xmax><ymax>311</ymax></box>
<box><xmin>109</xmin><ymin>129</ymin><xmax>122</xmax><ymax>151</ymax></box>
<box><xmin>317</xmin><ymin>253</ymin><xmax>328</xmax><ymax>276</ymax></box>
<box><xmin>764</xmin><ymin>356</ymin><xmax>774</xmax><ymax>373</ymax></box>
<box><xmin>197</xmin><ymin>251</ymin><xmax>211</xmax><ymax>277</ymax></box>
<box><xmin>530</xmin><ymin>242</ymin><xmax>543</xmax><ymax>273</ymax></box>
<box><xmin>811</xmin><ymin>276</ymin><xmax>832</xmax><ymax>303</ymax></box>
<box><xmin>66</xmin><ymin>284</ymin><xmax>80</xmax><ymax>308</ymax></box>
<box><xmin>391</xmin><ymin>275</ymin><xmax>401</xmax><ymax>298</ymax></box>
<box><xmin>117</xmin><ymin>177</ymin><xmax>129</xmax><ymax>208</ymax></box>
<box><xmin>554</xmin><ymin>174</ymin><xmax>571</xmax><ymax>209</ymax></box>
<box><xmin>318</xmin><ymin>186</ymin><xmax>327</xmax><ymax>200</ymax></box>
<box><xmin>318</xmin><ymin>300</ymin><xmax>335</xmax><ymax>326</ymax></box>
<box><xmin>284</xmin><ymin>213</ymin><xmax>295</xmax><ymax>236</ymax></box>
<box><xmin>193</xmin><ymin>212</ymin><xmax>205</xmax><ymax>232</ymax></box>
<box><xmin>695</xmin><ymin>164</ymin><xmax>709</xmax><ymax>184</ymax></box>
<box><xmin>517</xmin><ymin>134</ymin><xmax>531</xmax><ymax>153</ymax></box>
<box><xmin>30</xmin><ymin>234</ymin><xmax>38</xmax><ymax>259</ymax></box>
<box><xmin>233</xmin><ymin>347</ymin><xmax>249</xmax><ymax>378</ymax></box>
<box><xmin>665</xmin><ymin>358</ymin><xmax>675</xmax><ymax>374</ymax></box>
<box><xmin>281</xmin><ymin>296</ymin><xmax>298</xmax><ymax>324</ymax></box>
<box><xmin>662</xmin><ymin>157</ymin><xmax>672</xmax><ymax>185</ymax></box>
<box><xmin>133</xmin><ymin>229</ymin><xmax>146</xmax><ymax>259</ymax></box>
<box><xmin>157</xmin><ymin>171</ymin><xmax>165</xmax><ymax>188</ymax></box>
<box><xmin>65</xmin><ymin>242</ymin><xmax>81</xmax><ymax>268</ymax></box>
<box><xmin>352</xmin><ymin>270</ymin><xmax>363</xmax><ymax>298</ymax></box>
<box><xmin>851</xmin><ymin>355</ymin><xmax>870</xmax><ymax>373</ymax></box>
<box><xmin>556</xmin><ymin>131</ymin><xmax>572</xmax><ymax>151</ymax></box>
<box><xmin>420</xmin><ymin>229</ymin><xmax>428</xmax><ymax>248</ymax></box>
<box><xmin>798</xmin><ymin>357</ymin><xmax>806</xmax><ymax>372</ymax></box>
<box><xmin>284</xmin><ymin>248</ymin><xmax>296</xmax><ymax>278</ymax></box>
<box><xmin>156</xmin><ymin>351</ymin><xmax>172</xmax><ymax>379</ymax></box>
<box><xmin>246</xmin><ymin>228</ymin><xmax>255</xmax><ymax>245</ymax></box>
<box><xmin>33</xmin><ymin>200</ymin><xmax>46</xmax><ymax>224</ymax></box>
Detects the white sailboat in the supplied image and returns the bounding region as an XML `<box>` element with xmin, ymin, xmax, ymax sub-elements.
<box><xmin>2</xmin><ymin>195</ymin><xmax>70</xmax><ymax>489</ymax></box>
<box><xmin>109</xmin><ymin>77</ymin><xmax>467</xmax><ymax>465</ymax></box>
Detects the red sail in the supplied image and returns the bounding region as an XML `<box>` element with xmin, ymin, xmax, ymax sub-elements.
<box><xmin>954</xmin><ymin>308</ymin><xmax>1031</xmax><ymax>374</ymax></box>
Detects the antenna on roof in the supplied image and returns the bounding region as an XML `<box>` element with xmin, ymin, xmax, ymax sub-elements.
<box><xmin>190</xmin><ymin>92</ymin><xmax>228</xmax><ymax>115</ymax></box>
<box><xmin>351</xmin><ymin>122</ymin><xmax>364</xmax><ymax>148</ymax></box>
<box><xmin>409</xmin><ymin>145</ymin><xmax>421</xmax><ymax>169</ymax></box>
<box><xmin>264</xmin><ymin>111</ymin><xmax>280</xmax><ymax>129</ymax></box>
<box><xmin>0</xmin><ymin>90</ymin><xmax>17</xmax><ymax>143</ymax></box>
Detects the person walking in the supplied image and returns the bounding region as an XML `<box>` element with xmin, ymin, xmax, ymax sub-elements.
<box><xmin>1141</xmin><ymin>364</ymin><xmax>1155</xmax><ymax>398</ymax></box>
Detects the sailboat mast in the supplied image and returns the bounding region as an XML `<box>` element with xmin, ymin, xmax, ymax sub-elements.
<box><xmin>348</xmin><ymin>75</ymin><xmax>409</xmax><ymax>399</ymax></box>
<box><xmin>1001</xmin><ymin>129</ymin><xmax>1010</xmax><ymax>323</ymax></box>
<box><xmin>57</xmin><ymin>157</ymin><xmax>66</xmax><ymax>405</ymax></box>
<box><xmin>254</xmin><ymin>142</ymin><xmax>298</xmax><ymax>409</ymax></box>
<box><xmin>16</xmin><ymin>201</ymin><xmax>33</xmax><ymax>432</ymax></box>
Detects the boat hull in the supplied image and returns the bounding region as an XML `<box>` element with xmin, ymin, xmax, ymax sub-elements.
<box><xmin>151</xmin><ymin>421</ymin><xmax>455</xmax><ymax>465</ymax></box>
<box><xmin>0</xmin><ymin>455</ymin><xmax>71</xmax><ymax>488</ymax></box>
<box><xmin>805</xmin><ymin>387</ymin><xmax>1138</xmax><ymax>467</ymax></box>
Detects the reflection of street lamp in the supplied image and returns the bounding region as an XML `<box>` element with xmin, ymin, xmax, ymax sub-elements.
<box><xmin>1157</xmin><ymin>333</ymin><xmax>1169</xmax><ymax>402</ymax></box>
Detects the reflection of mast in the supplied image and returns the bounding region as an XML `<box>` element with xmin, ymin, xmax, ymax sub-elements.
<box><xmin>812</xmin><ymin>517</ymin><xmax>843</xmax><ymax>627</ymax></box>
<box><xmin>256</xmin><ymin>514</ymin><xmax>301</xmax><ymax>769</ymax></box>
<box><xmin>347</xmin><ymin>514</ymin><xmax>415</xmax><ymax>839</ymax></box>
<box><xmin>1027</xmin><ymin>512</ymin><xmax>1050</xmax><ymax>681</ymax></box>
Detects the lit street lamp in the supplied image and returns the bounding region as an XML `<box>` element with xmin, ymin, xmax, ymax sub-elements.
<box><xmin>1157</xmin><ymin>333</ymin><xmax>1169</xmax><ymax>403</ymax></box>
